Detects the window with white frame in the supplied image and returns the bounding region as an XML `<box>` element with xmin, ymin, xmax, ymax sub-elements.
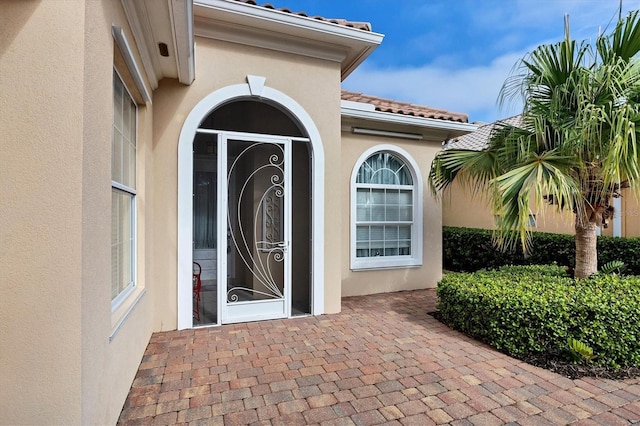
<box><xmin>111</xmin><ymin>70</ymin><xmax>137</xmax><ymax>306</ymax></box>
<box><xmin>351</xmin><ymin>147</ymin><xmax>423</xmax><ymax>270</ymax></box>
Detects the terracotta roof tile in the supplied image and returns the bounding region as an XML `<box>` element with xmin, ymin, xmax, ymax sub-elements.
<box><xmin>444</xmin><ymin>114</ymin><xmax>523</xmax><ymax>150</ymax></box>
<box><xmin>341</xmin><ymin>90</ymin><xmax>468</xmax><ymax>123</ymax></box>
<box><xmin>233</xmin><ymin>0</ymin><xmax>372</xmax><ymax>31</ymax></box>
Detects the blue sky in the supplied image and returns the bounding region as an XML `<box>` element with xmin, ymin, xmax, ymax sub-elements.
<box><xmin>284</xmin><ymin>0</ymin><xmax>640</xmax><ymax>123</ymax></box>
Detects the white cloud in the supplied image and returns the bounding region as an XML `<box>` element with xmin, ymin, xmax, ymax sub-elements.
<box><xmin>343</xmin><ymin>52</ymin><xmax>525</xmax><ymax>123</ymax></box>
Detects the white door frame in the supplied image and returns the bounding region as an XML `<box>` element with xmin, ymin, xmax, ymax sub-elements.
<box><xmin>177</xmin><ymin>80</ymin><xmax>325</xmax><ymax>329</ymax></box>
<box><xmin>220</xmin><ymin>133</ymin><xmax>292</xmax><ymax>324</ymax></box>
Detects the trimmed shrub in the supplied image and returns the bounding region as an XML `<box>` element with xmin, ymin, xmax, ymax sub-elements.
<box><xmin>443</xmin><ymin>226</ymin><xmax>640</xmax><ymax>275</ymax></box>
<box><xmin>437</xmin><ymin>265</ymin><xmax>640</xmax><ymax>368</ymax></box>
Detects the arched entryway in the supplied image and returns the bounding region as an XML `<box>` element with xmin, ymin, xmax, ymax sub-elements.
<box><xmin>177</xmin><ymin>78</ymin><xmax>325</xmax><ymax>329</ymax></box>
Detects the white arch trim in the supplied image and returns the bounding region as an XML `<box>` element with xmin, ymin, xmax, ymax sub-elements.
<box><xmin>177</xmin><ymin>82</ymin><xmax>325</xmax><ymax>329</ymax></box>
<box><xmin>349</xmin><ymin>144</ymin><xmax>424</xmax><ymax>270</ymax></box>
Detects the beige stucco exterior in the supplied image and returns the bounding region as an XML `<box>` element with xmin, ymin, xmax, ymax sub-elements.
<box><xmin>340</xmin><ymin>133</ymin><xmax>444</xmax><ymax>296</ymax></box>
<box><xmin>0</xmin><ymin>2</ymin><xmax>463</xmax><ymax>423</ymax></box>
<box><xmin>443</xmin><ymin>180</ymin><xmax>640</xmax><ymax>238</ymax></box>
<box><xmin>621</xmin><ymin>189</ymin><xmax>640</xmax><ymax>237</ymax></box>
<box><xmin>1</xmin><ymin>1</ymin><xmax>154</xmax><ymax>424</ymax></box>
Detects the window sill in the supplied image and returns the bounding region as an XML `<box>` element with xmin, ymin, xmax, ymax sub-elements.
<box><xmin>110</xmin><ymin>286</ymin><xmax>146</xmax><ymax>342</ymax></box>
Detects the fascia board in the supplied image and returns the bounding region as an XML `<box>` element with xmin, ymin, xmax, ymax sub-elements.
<box><xmin>169</xmin><ymin>0</ymin><xmax>196</xmax><ymax>85</ymax></box>
<box><xmin>121</xmin><ymin>0</ymin><xmax>161</xmax><ymax>89</ymax></box>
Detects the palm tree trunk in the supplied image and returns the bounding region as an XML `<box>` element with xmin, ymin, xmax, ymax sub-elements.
<box><xmin>574</xmin><ymin>220</ymin><xmax>598</xmax><ymax>278</ymax></box>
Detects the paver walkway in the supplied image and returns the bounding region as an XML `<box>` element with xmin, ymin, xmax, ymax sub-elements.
<box><xmin>118</xmin><ymin>289</ymin><xmax>640</xmax><ymax>425</ymax></box>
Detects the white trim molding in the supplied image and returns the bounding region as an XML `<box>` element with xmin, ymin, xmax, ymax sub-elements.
<box><xmin>177</xmin><ymin>82</ymin><xmax>325</xmax><ymax>329</ymax></box>
<box><xmin>169</xmin><ymin>0</ymin><xmax>195</xmax><ymax>85</ymax></box>
<box><xmin>112</xmin><ymin>25</ymin><xmax>152</xmax><ymax>104</ymax></box>
<box><xmin>350</xmin><ymin>145</ymin><xmax>424</xmax><ymax>271</ymax></box>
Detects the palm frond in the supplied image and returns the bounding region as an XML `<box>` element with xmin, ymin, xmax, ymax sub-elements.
<box><xmin>428</xmin><ymin>149</ymin><xmax>499</xmax><ymax>198</ymax></box>
<box><xmin>491</xmin><ymin>150</ymin><xmax>581</xmax><ymax>251</ymax></box>
<box><xmin>597</xmin><ymin>10</ymin><xmax>640</xmax><ymax>62</ymax></box>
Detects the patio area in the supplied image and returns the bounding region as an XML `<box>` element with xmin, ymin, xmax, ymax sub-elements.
<box><xmin>118</xmin><ymin>289</ymin><xmax>640</xmax><ymax>425</ymax></box>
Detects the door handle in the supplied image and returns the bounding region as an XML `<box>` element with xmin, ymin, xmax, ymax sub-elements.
<box><xmin>276</xmin><ymin>241</ymin><xmax>288</xmax><ymax>251</ymax></box>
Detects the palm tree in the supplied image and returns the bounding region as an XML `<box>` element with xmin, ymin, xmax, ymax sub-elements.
<box><xmin>429</xmin><ymin>11</ymin><xmax>640</xmax><ymax>278</ymax></box>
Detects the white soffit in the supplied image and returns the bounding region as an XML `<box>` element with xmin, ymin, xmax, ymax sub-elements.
<box><xmin>121</xmin><ymin>0</ymin><xmax>195</xmax><ymax>89</ymax></box>
<box><xmin>193</xmin><ymin>0</ymin><xmax>384</xmax><ymax>81</ymax></box>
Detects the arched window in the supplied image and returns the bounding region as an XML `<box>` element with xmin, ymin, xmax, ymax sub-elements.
<box><xmin>351</xmin><ymin>146</ymin><xmax>423</xmax><ymax>270</ymax></box>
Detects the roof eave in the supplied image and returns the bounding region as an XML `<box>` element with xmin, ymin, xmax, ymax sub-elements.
<box><xmin>121</xmin><ymin>0</ymin><xmax>195</xmax><ymax>89</ymax></box>
<box><xmin>341</xmin><ymin>104</ymin><xmax>478</xmax><ymax>140</ymax></box>
<box><xmin>193</xmin><ymin>0</ymin><xmax>384</xmax><ymax>81</ymax></box>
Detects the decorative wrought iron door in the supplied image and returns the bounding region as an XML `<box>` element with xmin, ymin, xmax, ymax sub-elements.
<box><xmin>222</xmin><ymin>135</ymin><xmax>290</xmax><ymax>323</ymax></box>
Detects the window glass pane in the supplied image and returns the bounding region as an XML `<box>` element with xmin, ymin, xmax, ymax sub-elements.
<box><xmin>371</xmin><ymin>189</ymin><xmax>384</xmax><ymax>203</ymax></box>
<box><xmin>112</xmin><ymin>191</ymin><xmax>119</xmax><ymax>243</ymax></box>
<box><xmin>112</xmin><ymin>190</ymin><xmax>133</xmax><ymax>300</ymax></box>
<box><xmin>123</xmin><ymin>93</ymin><xmax>132</xmax><ymax>137</ymax></box>
<box><xmin>370</xmin><ymin>226</ymin><xmax>384</xmax><ymax>240</ymax></box>
<box><xmin>122</xmin><ymin>138</ymin><xmax>132</xmax><ymax>188</ymax></box>
<box><xmin>385</xmin><ymin>226</ymin><xmax>398</xmax><ymax>240</ymax></box>
<box><xmin>356</xmin><ymin>188</ymin><xmax>369</xmax><ymax>204</ymax></box>
<box><xmin>126</xmin><ymin>140</ymin><xmax>136</xmax><ymax>188</ymax></box>
<box><xmin>112</xmin><ymin>132</ymin><xmax>123</xmax><ymax>183</ymax></box>
<box><xmin>111</xmin><ymin>245</ymin><xmax>119</xmax><ymax>299</ymax></box>
<box><xmin>399</xmin><ymin>190</ymin><xmax>412</xmax><ymax>205</ymax></box>
<box><xmin>356</xmin><ymin>248</ymin><xmax>369</xmax><ymax>258</ymax></box>
<box><xmin>111</xmin><ymin>193</ymin><xmax>119</xmax><ymax>299</ymax></box>
<box><xmin>385</xmin><ymin>248</ymin><xmax>398</xmax><ymax>256</ymax></box>
<box><xmin>119</xmin><ymin>192</ymin><xmax>131</xmax><ymax>242</ymax></box>
<box><xmin>356</xmin><ymin>205</ymin><xmax>369</xmax><ymax>221</ymax></box>
<box><xmin>398</xmin><ymin>226</ymin><xmax>411</xmax><ymax>239</ymax></box>
<box><xmin>399</xmin><ymin>206</ymin><xmax>412</xmax><ymax>221</ymax></box>
<box><xmin>371</xmin><ymin>204</ymin><xmax>385</xmax><ymax>221</ymax></box>
<box><xmin>356</xmin><ymin>226</ymin><xmax>369</xmax><ymax>241</ymax></box>
<box><xmin>114</xmin><ymin>76</ymin><xmax>123</xmax><ymax>132</ymax></box>
<box><xmin>356</xmin><ymin>241</ymin><xmax>370</xmax><ymax>250</ymax></box>
<box><xmin>385</xmin><ymin>190</ymin><xmax>399</xmax><ymax>204</ymax></box>
<box><xmin>386</xmin><ymin>206</ymin><xmax>399</xmax><ymax>221</ymax></box>
<box><xmin>384</xmin><ymin>240</ymin><xmax>399</xmax><ymax>249</ymax></box>
<box><xmin>369</xmin><ymin>245</ymin><xmax>383</xmax><ymax>256</ymax></box>
<box><xmin>112</xmin><ymin>133</ymin><xmax>118</xmax><ymax>183</ymax></box>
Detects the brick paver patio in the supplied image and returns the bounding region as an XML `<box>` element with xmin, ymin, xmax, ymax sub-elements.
<box><xmin>118</xmin><ymin>289</ymin><xmax>640</xmax><ymax>425</ymax></box>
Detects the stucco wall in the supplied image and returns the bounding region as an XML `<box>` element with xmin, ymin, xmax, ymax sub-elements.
<box><xmin>340</xmin><ymin>133</ymin><xmax>443</xmax><ymax>296</ymax></box>
<box><xmin>1</xmin><ymin>1</ymin><xmax>155</xmax><ymax>424</ymax></box>
<box><xmin>442</xmin><ymin>181</ymin><xmax>640</xmax><ymax>238</ymax></box>
<box><xmin>622</xmin><ymin>189</ymin><xmax>640</xmax><ymax>237</ymax></box>
<box><xmin>151</xmin><ymin>36</ymin><xmax>343</xmax><ymax>329</ymax></box>
<box><xmin>442</xmin><ymin>180</ymin><xmax>577</xmax><ymax>235</ymax></box>
<box><xmin>1</xmin><ymin>2</ymin><xmax>85</xmax><ymax>423</ymax></box>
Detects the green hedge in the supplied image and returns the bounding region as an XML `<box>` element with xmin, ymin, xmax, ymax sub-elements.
<box><xmin>443</xmin><ymin>226</ymin><xmax>640</xmax><ymax>275</ymax></box>
<box><xmin>437</xmin><ymin>265</ymin><xmax>640</xmax><ymax>368</ymax></box>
